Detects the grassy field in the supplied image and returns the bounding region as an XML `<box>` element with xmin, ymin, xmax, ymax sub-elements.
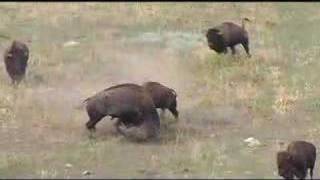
<box><xmin>0</xmin><ymin>2</ymin><xmax>320</xmax><ymax>178</ymax></box>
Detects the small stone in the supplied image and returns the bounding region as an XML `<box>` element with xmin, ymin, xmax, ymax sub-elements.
<box><xmin>63</xmin><ymin>40</ymin><xmax>80</xmax><ymax>47</ymax></box>
<box><xmin>0</xmin><ymin>108</ymin><xmax>8</xmax><ymax>114</ymax></box>
<box><xmin>137</xmin><ymin>169</ymin><xmax>146</xmax><ymax>173</ymax></box>
<box><xmin>65</xmin><ymin>163</ymin><xmax>73</xmax><ymax>168</ymax></box>
<box><xmin>82</xmin><ymin>170</ymin><xmax>92</xmax><ymax>176</ymax></box>
<box><xmin>273</xmin><ymin>171</ymin><xmax>278</xmax><ymax>176</ymax></box>
<box><xmin>244</xmin><ymin>137</ymin><xmax>261</xmax><ymax>147</ymax></box>
<box><xmin>183</xmin><ymin>168</ymin><xmax>189</xmax><ymax>172</ymax></box>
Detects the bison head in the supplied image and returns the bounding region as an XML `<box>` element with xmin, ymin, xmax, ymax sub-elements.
<box><xmin>10</xmin><ymin>40</ymin><xmax>29</xmax><ymax>60</ymax></box>
<box><xmin>168</xmin><ymin>89</ymin><xmax>179</xmax><ymax>119</ymax></box>
<box><xmin>277</xmin><ymin>151</ymin><xmax>295</xmax><ymax>179</ymax></box>
<box><xmin>206</xmin><ymin>28</ymin><xmax>226</xmax><ymax>53</ymax></box>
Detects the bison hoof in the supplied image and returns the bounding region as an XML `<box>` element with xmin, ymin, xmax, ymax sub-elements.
<box><xmin>88</xmin><ymin>127</ymin><xmax>96</xmax><ymax>132</ymax></box>
<box><xmin>88</xmin><ymin>131</ymin><xmax>96</xmax><ymax>140</ymax></box>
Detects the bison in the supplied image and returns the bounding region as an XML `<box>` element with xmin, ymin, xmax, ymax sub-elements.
<box><xmin>206</xmin><ymin>18</ymin><xmax>251</xmax><ymax>57</ymax></box>
<box><xmin>142</xmin><ymin>81</ymin><xmax>179</xmax><ymax>120</ymax></box>
<box><xmin>3</xmin><ymin>40</ymin><xmax>29</xmax><ymax>85</ymax></box>
<box><xmin>83</xmin><ymin>83</ymin><xmax>160</xmax><ymax>140</ymax></box>
<box><xmin>277</xmin><ymin>140</ymin><xmax>316</xmax><ymax>179</ymax></box>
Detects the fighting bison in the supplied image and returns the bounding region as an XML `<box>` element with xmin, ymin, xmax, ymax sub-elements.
<box><xmin>206</xmin><ymin>18</ymin><xmax>251</xmax><ymax>57</ymax></box>
<box><xmin>3</xmin><ymin>40</ymin><xmax>29</xmax><ymax>85</ymax></box>
<box><xmin>142</xmin><ymin>81</ymin><xmax>179</xmax><ymax>119</ymax></box>
<box><xmin>277</xmin><ymin>140</ymin><xmax>316</xmax><ymax>179</ymax></box>
<box><xmin>84</xmin><ymin>83</ymin><xmax>160</xmax><ymax>140</ymax></box>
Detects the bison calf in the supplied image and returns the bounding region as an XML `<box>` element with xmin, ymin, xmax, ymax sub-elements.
<box><xmin>142</xmin><ymin>81</ymin><xmax>179</xmax><ymax>119</ymax></box>
<box><xmin>3</xmin><ymin>40</ymin><xmax>29</xmax><ymax>85</ymax></box>
<box><xmin>277</xmin><ymin>140</ymin><xmax>316</xmax><ymax>179</ymax></box>
<box><xmin>84</xmin><ymin>83</ymin><xmax>160</xmax><ymax>140</ymax></box>
<box><xmin>206</xmin><ymin>18</ymin><xmax>251</xmax><ymax>57</ymax></box>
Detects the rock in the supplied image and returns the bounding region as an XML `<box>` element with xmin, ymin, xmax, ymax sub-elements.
<box><xmin>244</xmin><ymin>137</ymin><xmax>261</xmax><ymax>147</ymax></box>
<box><xmin>183</xmin><ymin>168</ymin><xmax>189</xmax><ymax>172</ymax></box>
<box><xmin>0</xmin><ymin>108</ymin><xmax>9</xmax><ymax>114</ymax></box>
<box><xmin>63</xmin><ymin>40</ymin><xmax>80</xmax><ymax>47</ymax></box>
<box><xmin>65</xmin><ymin>163</ymin><xmax>73</xmax><ymax>168</ymax></box>
<box><xmin>137</xmin><ymin>168</ymin><xmax>146</xmax><ymax>173</ymax></box>
<box><xmin>273</xmin><ymin>170</ymin><xmax>278</xmax><ymax>176</ymax></box>
<box><xmin>82</xmin><ymin>170</ymin><xmax>92</xmax><ymax>176</ymax></box>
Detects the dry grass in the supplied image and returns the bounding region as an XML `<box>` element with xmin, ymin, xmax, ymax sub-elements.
<box><xmin>0</xmin><ymin>2</ymin><xmax>320</xmax><ymax>179</ymax></box>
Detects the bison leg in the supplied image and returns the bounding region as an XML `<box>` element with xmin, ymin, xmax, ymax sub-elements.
<box><xmin>111</xmin><ymin>116</ymin><xmax>137</xmax><ymax>136</ymax></box>
<box><xmin>143</xmin><ymin>117</ymin><xmax>160</xmax><ymax>141</ymax></box>
<box><xmin>241</xmin><ymin>40</ymin><xmax>251</xmax><ymax>58</ymax></box>
<box><xmin>160</xmin><ymin>108</ymin><xmax>166</xmax><ymax>119</ymax></box>
<box><xmin>295</xmin><ymin>167</ymin><xmax>307</xmax><ymax>180</ymax></box>
<box><xmin>11</xmin><ymin>79</ymin><xmax>17</xmax><ymax>87</ymax></box>
<box><xmin>85</xmin><ymin>110</ymin><xmax>105</xmax><ymax>131</ymax></box>
<box><xmin>230</xmin><ymin>46</ymin><xmax>236</xmax><ymax>55</ymax></box>
<box><xmin>114</xmin><ymin>119</ymin><xmax>126</xmax><ymax>136</ymax></box>
<box><xmin>223</xmin><ymin>48</ymin><xmax>228</xmax><ymax>54</ymax></box>
<box><xmin>169</xmin><ymin>107</ymin><xmax>179</xmax><ymax>120</ymax></box>
<box><xmin>21</xmin><ymin>77</ymin><xmax>27</xmax><ymax>86</ymax></box>
<box><xmin>310</xmin><ymin>165</ymin><xmax>314</xmax><ymax>179</ymax></box>
<box><xmin>114</xmin><ymin>118</ymin><xmax>134</xmax><ymax>139</ymax></box>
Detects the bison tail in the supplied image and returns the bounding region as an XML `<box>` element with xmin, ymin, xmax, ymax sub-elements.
<box><xmin>242</xmin><ymin>17</ymin><xmax>251</xmax><ymax>30</ymax></box>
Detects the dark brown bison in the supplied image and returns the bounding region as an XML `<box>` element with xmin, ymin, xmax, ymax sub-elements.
<box><xmin>83</xmin><ymin>83</ymin><xmax>160</xmax><ymax>140</ymax></box>
<box><xmin>206</xmin><ymin>18</ymin><xmax>251</xmax><ymax>57</ymax></box>
<box><xmin>142</xmin><ymin>81</ymin><xmax>179</xmax><ymax>119</ymax></box>
<box><xmin>277</xmin><ymin>141</ymin><xmax>316</xmax><ymax>179</ymax></box>
<box><xmin>3</xmin><ymin>40</ymin><xmax>29</xmax><ymax>85</ymax></box>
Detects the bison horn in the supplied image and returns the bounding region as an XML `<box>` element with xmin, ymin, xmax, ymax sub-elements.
<box><xmin>217</xmin><ymin>31</ymin><xmax>223</xmax><ymax>35</ymax></box>
<box><xmin>170</xmin><ymin>89</ymin><xmax>177</xmax><ymax>97</ymax></box>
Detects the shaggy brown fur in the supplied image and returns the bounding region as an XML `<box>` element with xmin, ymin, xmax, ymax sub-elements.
<box><xmin>206</xmin><ymin>18</ymin><xmax>251</xmax><ymax>57</ymax></box>
<box><xmin>142</xmin><ymin>81</ymin><xmax>179</xmax><ymax>119</ymax></box>
<box><xmin>3</xmin><ymin>40</ymin><xmax>29</xmax><ymax>85</ymax></box>
<box><xmin>277</xmin><ymin>141</ymin><xmax>316</xmax><ymax>179</ymax></box>
<box><xmin>84</xmin><ymin>83</ymin><xmax>160</xmax><ymax>139</ymax></box>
